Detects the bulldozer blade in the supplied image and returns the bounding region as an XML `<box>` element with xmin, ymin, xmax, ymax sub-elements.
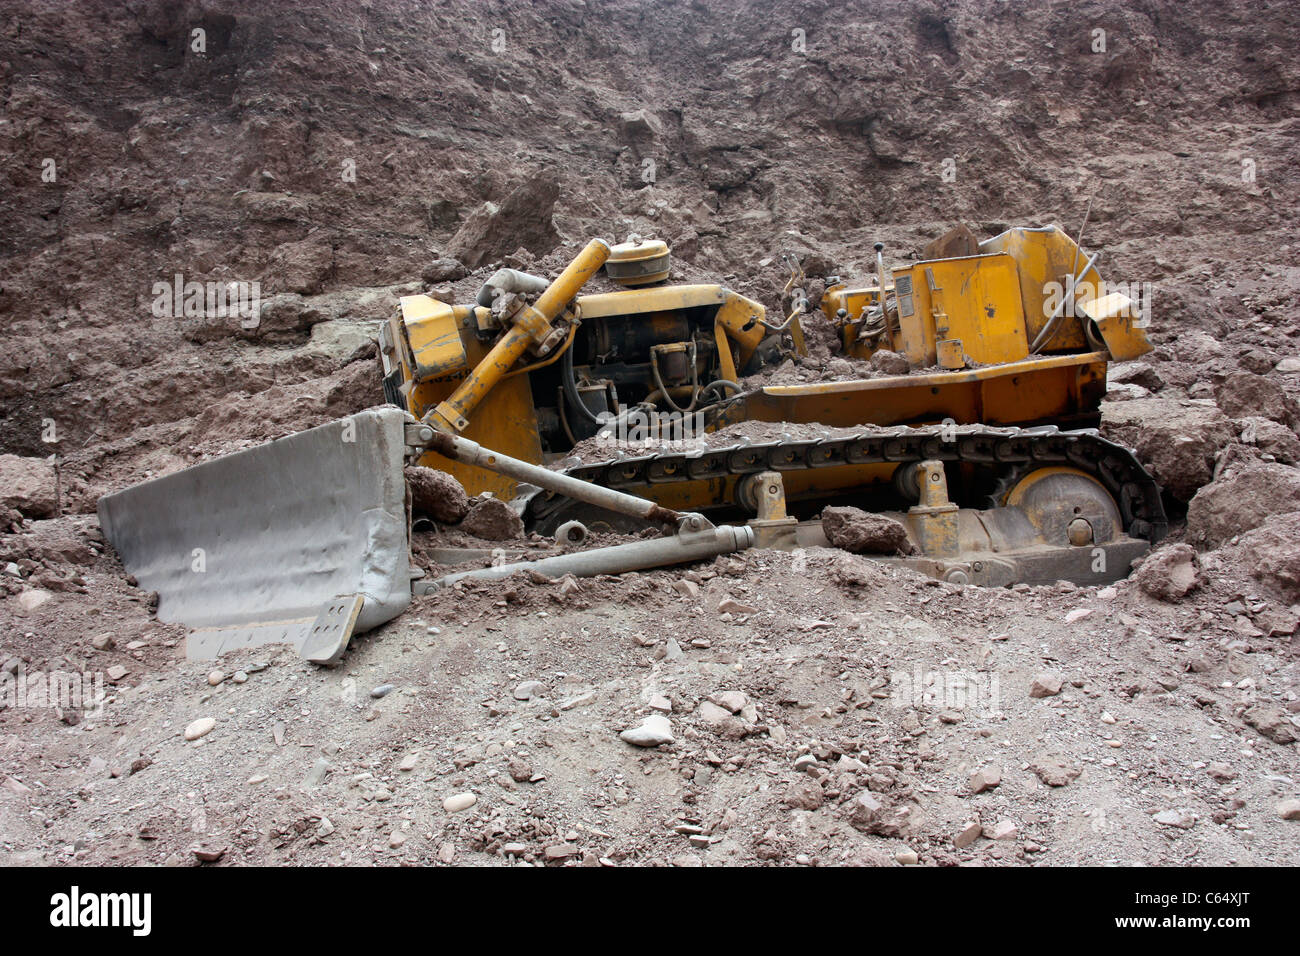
<box><xmin>97</xmin><ymin>408</ymin><xmax>413</xmax><ymax>662</ymax></box>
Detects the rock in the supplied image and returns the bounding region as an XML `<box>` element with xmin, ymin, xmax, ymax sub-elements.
<box><xmin>1237</xmin><ymin>511</ymin><xmax>1300</xmax><ymax>603</ymax></box>
<box><xmin>1277</xmin><ymin>799</ymin><xmax>1300</xmax><ymax>820</ymax></box>
<box><xmin>1153</xmin><ymin>809</ymin><xmax>1195</xmax><ymax>829</ymax></box>
<box><xmin>184</xmin><ymin>717</ymin><xmax>216</xmax><ymax>741</ymax></box>
<box><xmin>1030</xmin><ymin>753</ymin><xmax>1081</xmax><ymax>787</ymax></box>
<box><xmin>1238</xmin><ymin>416</ymin><xmax>1300</xmax><ymax>464</ymax></box>
<box><xmin>2</xmin><ymin>776</ymin><xmax>32</xmax><ymax>794</ymax></box>
<box><xmin>647</xmin><ymin>694</ymin><xmax>672</xmax><ymax>713</ymax></box>
<box><xmin>421</xmin><ymin>257</ymin><xmax>466</xmax><ymax>284</ymax></box>
<box><xmin>895</xmin><ymin>849</ymin><xmax>919</xmax><ymax>865</ymax></box>
<box><xmin>207</xmin><ymin>670</ymin><xmax>225</xmax><ymax>686</ymax></box>
<box><xmin>445</xmin><ymin>175</ymin><xmax>560</xmax><ymax>269</ymax></box>
<box><xmin>985</xmin><ymin>820</ymin><xmax>1018</xmax><ymax>840</ymax></box>
<box><xmin>869</xmin><ymin>350</ymin><xmax>910</xmax><ymax>376</ymax></box>
<box><xmin>1029</xmin><ymin>673</ymin><xmax>1064</xmax><ymax>698</ymax></box>
<box><xmin>232</xmin><ymin>671</ymin><xmax>248</xmax><ymax>684</ymax></box>
<box><xmin>513</xmin><ymin>680</ymin><xmax>545</xmax><ymax>701</ymax></box>
<box><xmin>388</xmin><ymin>832</ymin><xmax>407</xmax><ymax>849</ymax></box>
<box><xmin>954</xmin><ymin>821</ymin><xmax>982</xmax><ymax>849</ymax></box>
<box><xmin>302</xmin><ymin>757</ymin><xmax>331</xmax><ymax>788</ymax></box>
<box><xmin>1242</xmin><ymin>703</ymin><xmax>1297</xmax><ymax>744</ymax></box>
<box><xmin>405</xmin><ymin>466</ymin><xmax>470</xmax><ymax>523</ymax></box>
<box><xmin>1206</xmin><ymin>762</ymin><xmax>1236</xmax><ymax>782</ymax></box>
<box><xmin>821</xmin><ymin>505</ymin><xmax>911</xmax><ymax>555</ymax></box>
<box><xmin>620</xmin><ymin>714</ymin><xmax>674</xmax><ymax>747</ymax></box>
<box><xmin>398</xmin><ymin>754</ymin><xmax>418</xmax><ymax>772</ymax></box>
<box><xmin>830</xmin><ymin>553</ymin><xmax>883</xmax><ymax>589</ymax></box>
<box><xmin>507</xmin><ymin>757</ymin><xmax>533</xmax><ymax>783</ymax></box>
<box><xmin>1215</xmin><ymin>371</ymin><xmax>1297</xmax><ymax>426</ymax></box>
<box><xmin>89</xmin><ymin>633</ymin><xmax>114</xmax><ymax>651</ymax></box>
<box><xmin>848</xmin><ymin>791</ymin><xmax>885</xmax><ymax>830</ymax></box>
<box><xmin>784</xmin><ymin>779</ymin><xmax>825</xmax><ymax>810</ymax></box>
<box><xmin>717</xmin><ymin>598</ymin><xmax>759</xmax><ymax>616</ymax></box>
<box><xmin>460</xmin><ymin>496</ymin><xmax>525</xmax><ymax>540</ymax></box>
<box><xmin>672</xmin><ymin>578</ymin><xmax>700</xmax><ymax>598</ymax></box>
<box><xmin>1102</xmin><ymin>398</ymin><xmax>1233</xmax><ymax>501</ymax></box>
<box><xmin>1109</xmin><ymin>361</ymin><xmax>1164</xmax><ymax>391</ymax></box>
<box><xmin>0</xmin><ymin>455</ymin><xmax>58</xmax><ymax>518</ymax></box>
<box><xmin>502</xmin><ymin>842</ymin><xmax>528</xmax><ymax>857</ymax></box>
<box><xmin>443</xmin><ymin>792</ymin><xmax>477</xmax><ymax>813</ymax></box>
<box><xmin>696</xmin><ymin>700</ymin><xmax>733</xmax><ymax>726</ymax></box>
<box><xmin>16</xmin><ymin>589</ymin><xmax>52</xmax><ymax>612</ymax></box>
<box><xmin>437</xmin><ymin>842</ymin><xmax>456</xmax><ymax>863</ymax></box>
<box><xmin>968</xmin><ymin>766</ymin><xmax>1002</xmax><ymax>793</ymax></box>
<box><xmin>317</xmin><ymin>817</ymin><xmax>335</xmax><ymax>838</ymax></box>
<box><xmin>106</xmin><ymin>664</ymin><xmax>127</xmax><ymax>682</ymax></box>
<box><xmin>191</xmin><ymin>844</ymin><xmax>226</xmax><ymax>863</ymax></box>
<box><xmin>1065</xmin><ymin>608</ymin><xmax>1092</xmax><ymax>624</ymax></box>
<box><xmin>1134</xmin><ymin>543</ymin><xmax>1203</xmax><ymax>601</ymax></box>
<box><xmin>710</xmin><ymin>690</ymin><xmax>747</xmax><ymax>714</ymax></box>
<box><xmin>1187</xmin><ymin>462</ymin><xmax>1300</xmax><ymax>546</ymax></box>
<box><xmin>370</xmin><ymin>683</ymin><xmax>395</xmax><ymax>699</ymax></box>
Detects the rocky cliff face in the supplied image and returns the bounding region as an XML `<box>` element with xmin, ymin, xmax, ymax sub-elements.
<box><xmin>1</xmin><ymin>0</ymin><xmax>1298</xmax><ymax>497</ymax></box>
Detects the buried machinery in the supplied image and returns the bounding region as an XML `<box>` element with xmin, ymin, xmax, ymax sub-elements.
<box><xmin>98</xmin><ymin>227</ymin><xmax>1166</xmax><ymax>661</ymax></box>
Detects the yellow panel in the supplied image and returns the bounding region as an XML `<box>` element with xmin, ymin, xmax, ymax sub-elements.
<box><xmin>1080</xmin><ymin>291</ymin><xmax>1151</xmax><ymax>361</ymax></box>
<box><xmin>406</xmin><ymin>329</ymin><xmax>543</xmax><ymax>500</ymax></box>
<box><xmin>897</xmin><ymin>254</ymin><xmax>1029</xmax><ymax>368</ymax></box>
<box><xmin>977</xmin><ymin>226</ymin><xmax>1102</xmax><ymax>352</ymax></box>
<box><xmin>400</xmin><ymin>295</ymin><xmax>469</xmax><ymax>381</ymax></box>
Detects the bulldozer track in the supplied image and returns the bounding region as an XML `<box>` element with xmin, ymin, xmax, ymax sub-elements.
<box><xmin>525</xmin><ymin>424</ymin><xmax>1168</xmax><ymax>541</ymax></box>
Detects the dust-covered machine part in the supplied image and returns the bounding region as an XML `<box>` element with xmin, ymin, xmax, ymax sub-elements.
<box><xmin>604</xmin><ymin>237</ymin><xmax>671</xmax><ymax>287</ymax></box>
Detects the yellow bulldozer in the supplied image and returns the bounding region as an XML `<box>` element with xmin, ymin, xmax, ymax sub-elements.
<box><xmin>98</xmin><ymin>224</ymin><xmax>1165</xmax><ymax>663</ymax></box>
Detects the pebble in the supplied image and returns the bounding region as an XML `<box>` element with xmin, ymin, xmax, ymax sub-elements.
<box><xmin>388</xmin><ymin>832</ymin><xmax>407</xmax><ymax>849</ymax></box>
<box><xmin>711</xmin><ymin>690</ymin><xmax>747</xmax><ymax>714</ymax></box>
<box><xmin>399</xmin><ymin>754</ymin><xmax>419</xmax><ymax>772</ymax></box>
<box><xmin>985</xmin><ymin>820</ymin><xmax>1018</xmax><ymax>841</ymax></box>
<box><xmin>647</xmin><ymin>694</ymin><xmax>672</xmax><ymax>713</ymax></box>
<box><xmin>184</xmin><ymin>717</ymin><xmax>216</xmax><ymax>741</ymax></box>
<box><xmin>232</xmin><ymin>671</ymin><xmax>248</xmax><ymax>684</ymax></box>
<box><xmin>16</xmin><ymin>589</ymin><xmax>52</xmax><ymax>612</ymax></box>
<box><xmin>513</xmin><ymin>680</ymin><xmax>545</xmax><ymax>701</ymax></box>
<box><xmin>954</xmin><ymin>821</ymin><xmax>982</xmax><ymax>849</ymax></box>
<box><xmin>969</xmin><ymin>766</ymin><xmax>1002</xmax><ymax>793</ymax></box>
<box><xmin>1100</xmin><ymin>711</ymin><xmax>1116</xmax><ymax>724</ymax></box>
<box><xmin>90</xmin><ymin>633</ymin><xmax>114</xmax><ymax>651</ymax></box>
<box><xmin>620</xmin><ymin>714</ymin><xmax>674</xmax><ymax>747</ymax></box>
<box><xmin>207</xmin><ymin>670</ymin><xmax>225</xmax><ymax>686</ymax></box>
<box><xmin>317</xmin><ymin>817</ymin><xmax>335</xmax><ymax>838</ymax></box>
<box><xmin>191</xmin><ymin>845</ymin><xmax>226</xmax><ymax>863</ymax></box>
<box><xmin>246</xmin><ymin>774</ymin><xmax>268</xmax><ymax>785</ymax></box>
<box><xmin>370</xmin><ymin>684</ymin><xmax>395</xmax><ymax>699</ymax></box>
<box><xmin>1153</xmin><ymin>809</ymin><xmax>1195</xmax><ymax>829</ymax></box>
<box><xmin>502</xmin><ymin>842</ymin><xmax>527</xmax><ymax>857</ymax></box>
<box><xmin>302</xmin><ymin>757</ymin><xmax>331</xmax><ymax>788</ymax></box>
<box><xmin>1064</xmin><ymin>608</ymin><xmax>1092</xmax><ymax>624</ymax></box>
<box><xmin>443</xmin><ymin>792</ymin><xmax>477</xmax><ymax>813</ymax></box>
<box><xmin>1275</xmin><ymin>799</ymin><xmax>1300</xmax><ymax>821</ymax></box>
<box><xmin>437</xmin><ymin>843</ymin><xmax>456</xmax><ymax>863</ymax></box>
<box><xmin>1029</xmin><ymin>673</ymin><xmax>1063</xmax><ymax>698</ymax></box>
<box><xmin>895</xmin><ymin>849</ymin><xmax>919</xmax><ymax>865</ymax></box>
<box><xmin>106</xmin><ymin>665</ymin><xmax>128</xmax><ymax>682</ymax></box>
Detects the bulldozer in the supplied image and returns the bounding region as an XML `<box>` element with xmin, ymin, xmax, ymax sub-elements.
<box><xmin>98</xmin><ymin>224</ymin><xmax>1166</xmax><ymax>663</ymax></box>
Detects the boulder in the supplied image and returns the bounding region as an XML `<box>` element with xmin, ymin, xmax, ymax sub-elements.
<box><xmin>0</xmin><ymin>455</ymin><xmax>57</xmax><ymax>518</ymax></box>
<box><xmin>821</xmin><ymin>506</ymin><xmax>911</xmax><ymax>555</ymax></box>
<box><xmin>1215</xmin><ymin>371</ymin><xmax>1298</xmax><ymax>427</ymax></box>
<box><xmin>1236</xmin><ymin>416</ymin><xmax>1300</xmax><ymax>464</ymax></box>
<box><xmin>406</xmin><ymin>466</ymin><xmax>469</xmax><ymax>524</ymax></box>
<box><xmin>1102</xmin><ymin>398</ymin><xmax>1233</xmax><ymax>501</ymax></box>
<box><xmin>446</xmin><ymin>176</ymin><xmax>560</xmax><ymax>269</ymax></box>
<box><xmin>459</xmin><ymin>496</ymin><xmax>525</xmax><ymax>540</ymax></box>
<box><xmin>1236</xmin><ymin>511</ymin><xmax>1300</xmax><ymax>603</ymax></box>
<box><xmin>1186</xmin><ymin>461</ymin><xmax>1300</xmax><ymax>547</ymax></box>
<box><xmin>1133</xmin><ymin>543</ymin><xmax>1203</xmax><ymax>601</ymax></box>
